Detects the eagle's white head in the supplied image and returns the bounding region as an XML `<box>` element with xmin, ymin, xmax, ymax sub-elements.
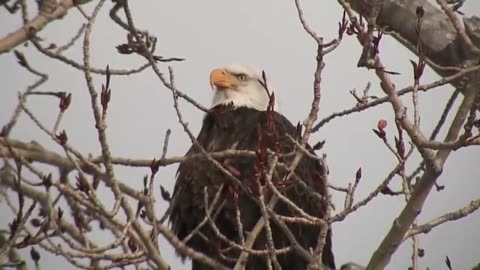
<box><xmin>209</xmin><ymin>64</ymin><xmax>279</xmax><ymax>111</ymax></box>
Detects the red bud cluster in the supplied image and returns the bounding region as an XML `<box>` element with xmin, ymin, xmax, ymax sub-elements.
<box><xmin>313</xmin><ymin>140</ymin><xmax>325</xmax><ymax>151</ymax></box>
<box><xmin>9</xmin><ymin>218</ymin><xmax>19</xmax><ymax>238</ymax></box>
<box><xmin>46</xmin><ymin>43</ymin><xmax>57</xmax><ymax>50</ymax></box>
<box><xmin>338</xmin><ymin>11</ymin><xmax>348</xmax><ymax>39</ymax></box>
<box><xmin>116</xmin><ymin>44</ymin><xmax>134</xmax><ymax>55</ymax></box>
<box><xmin>75</xmin><ymin>173</ymin><xmax>90</xmax><ymax>194</ymax></box>
<box><xmin>395</xmin><ymin>136</ymin><xmax>405</xmax><ymax>159</ymax></box>
<box><xmin>346</xmin><ymin>24</ymin><xmax>358</xmax><ymax>36</ymax></box>
<box><xmin>296</xmin><ymin>122</ymin><xmax>302</xmax><ymax>139</ymax></box>
<box><xmin>57</xmin><ymin>207</ymin><xmax>64</xmax><ymax>223</ymax></box>
<box><xmin>101</xmin><ymin>65</ymin><xmax>111</xmax><ymax>110</ymax></box>
<box><xmin>14</xmin><ymin>50</ymin><xmax>29</xmax><ymax>68</ymax></box>
<box><xmin>150</xmin><ymin>158</ymin><xmax>160</xmax><ymax>175</ymax></box>
<box><xmin>380</xmin><ymin>186</ymin><xmax>395</xmax><ymax>195</ymax></box>
<box><xmin>160</xmin><ymin>185</ymin><xmax>171</xmax><ymax>201</ymax></box>
<box><xmin>436</xmin><ymin>184</ymin><xmax>445</xmax><ymax>191</ymax></box>
<box><xmin>416</xmin><ymin>6</ymin><xmax>424</xmax><ymax>18</ymax></box>
<box><xmin>59</xmin><ymin>93</ymin><xmax>72</xmax><ymax>112</ymax></box>
<box><xmin>373</xmin><ymin>119</ymin><xmax>388</xmax><ymax>140</ymax></box>
<box><xmin>42</xmin><ymin>173</ymin><xmax>52</xmax><ymax>190</ymax></box>
<box><xmin>372</xmin><ymin>31</ymin><xmax>383</xmax><ymax>55</ymax></box>
<box><xmin>142</xmin><ymin>175</ymin><xmax>149</xmax><ymax>195</ymax></box>
<box><xmin>56</xmin><ymin>130</ymin><xmax>68</xmax><ymax>145</ymax></box>
<box><xmin>411</xmin><ymin>5</ymin><xmax>426</xmax><ymax>84</ymax></box>
<box><xmin>410</xmin><ymin>56</ymin><xmax>426</xmax><ymax>84</ymax></box>
<box><xmin>73</xmin><ymin>212</ymin><xmax>85</xmax><ymax>233</ymax></box>
<box><xmin>128</xmin><ymin>237</ymin><xmax>137</xmax><ymax>252</ymax></box>
<box><xmin>378</xmin><ymin>119</ymin><xmax>387</xmax><ymax>130</ymax></box>
<box><xmin>30</xmin><ymin>218</ymin><xmax>42</xmax><ymax>227</ymax></box>
<box><xmin>418</xmin><ymin>248</ymin><xmax>425</xmax><ymax>257</ymax></box>
<box><xmin>30</xmin><ymin>247</ymin><xmax>40</xmax><ymax>265</ymax></box>
<box><xmin>445</xmin><ymin>256</ymin><xmax>452</xmax><ymax>270</ymax></box>
<box><xmin>355</xmin><ymin>167</ymin><xmax>362</xmax><ymax>184</ymax></box>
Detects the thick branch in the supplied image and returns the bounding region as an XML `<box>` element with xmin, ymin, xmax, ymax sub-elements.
<box><xmin>346</xmin><ymin>0</ymin><xmax>480</xmax><ymax>109</ymax></box>
<box><xmin>0</xmin><ymin>0</ymin><xmax>75</xmax><ymax>54</ymax></box>
<box><xmin>405</xmin><ymin>197</ymin><xmax>480</xmax><ymax>239</ymax></box>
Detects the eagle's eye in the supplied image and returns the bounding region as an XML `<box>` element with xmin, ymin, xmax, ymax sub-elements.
<box><xmin>236</xmin><ymin>74</ymin><xmax>247</xmax><ymax>81</ymax></box>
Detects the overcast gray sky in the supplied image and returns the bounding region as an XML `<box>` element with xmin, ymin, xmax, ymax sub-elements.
<box><xmin>1</xmin><ymin>0</ymin><xmax>480</xmax><ymax>269</ymax></box>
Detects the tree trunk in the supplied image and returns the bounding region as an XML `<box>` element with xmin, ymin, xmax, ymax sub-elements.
<box><xmin>349</xmin><ymin>0</ymin><xmax>480</xmax><ymax>100</ymax></box>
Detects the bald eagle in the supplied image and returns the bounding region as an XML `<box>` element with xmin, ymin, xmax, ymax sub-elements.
<box><xmin>169</xmin><ymin>65</ymin><xmax>335</xmax><ymax>269</ymax></box>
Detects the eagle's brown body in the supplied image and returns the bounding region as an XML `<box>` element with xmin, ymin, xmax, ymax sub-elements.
<box><xmin>170</xmin><ymin>105</ymin><xmax>335</xmax><ymax>269</ymax></box>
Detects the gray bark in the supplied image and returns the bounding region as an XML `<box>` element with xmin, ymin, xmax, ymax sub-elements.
<box><xmin>350</xmin><ymin>0</ymin><xmax>480</xmax><ymax>91</ymax></box>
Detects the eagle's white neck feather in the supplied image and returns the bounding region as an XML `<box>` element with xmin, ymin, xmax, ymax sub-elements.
<box><xmin>211</xmin><ymin>89</ymin><xmax>274</xmax><ymax>111</ymax></box>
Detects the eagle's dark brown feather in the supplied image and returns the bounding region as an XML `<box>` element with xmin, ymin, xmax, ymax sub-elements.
<box><xmin>169</xmin><ymin>105</ymin><xmax>335</xmax><ymax>269</ymax></box>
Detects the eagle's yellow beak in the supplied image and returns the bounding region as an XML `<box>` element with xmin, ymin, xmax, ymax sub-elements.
<box><xmin>210</xmin><ymin>69</ymin><xmax>239</xmax><ymax>90</ymax></box>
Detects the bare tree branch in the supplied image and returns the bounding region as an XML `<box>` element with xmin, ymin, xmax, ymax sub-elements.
<box><xmin>0</xmin><ymin>0</ymin><xmax>75</xmax><ymax>54</ymax></box>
